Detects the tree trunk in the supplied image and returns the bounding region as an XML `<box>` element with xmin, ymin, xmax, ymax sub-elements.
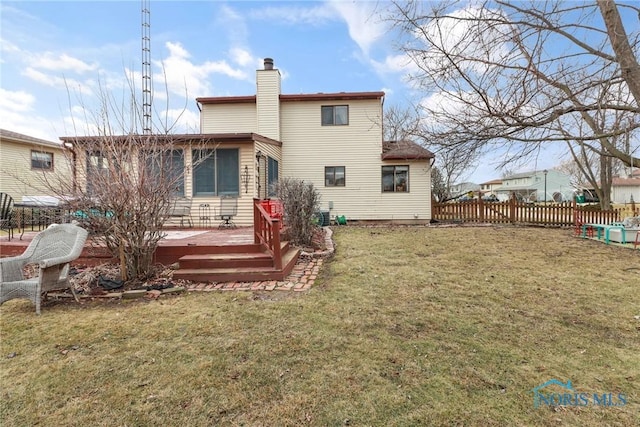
<box><xmin>597</xmin><ymin>0</ymin><xmax>640</xmax><ymax>106</ymax></box>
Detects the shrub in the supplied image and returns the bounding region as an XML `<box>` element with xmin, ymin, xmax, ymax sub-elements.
<box><xmin>275</xmin><ymin>178</ymin><xmax>320</xmax><ymax>247</ymax></box>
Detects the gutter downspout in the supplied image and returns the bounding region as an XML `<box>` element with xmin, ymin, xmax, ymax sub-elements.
<box><xmin>63</xmin><ymin>141</ymin><xmax>77</xmax><ymax>193</ymax></box>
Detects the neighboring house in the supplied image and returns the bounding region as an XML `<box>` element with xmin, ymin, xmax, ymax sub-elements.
<box><xmin>0</xmin><ymin>129</ymin><xmax>73</xmax><ymax>204</ymax></box>
<box><xmin>479</xmin><ymin>179</ymin><xmax>502</xmax><ymax>196</ymax></box>
<box><xmin>494</xmin><ymin>169</ymin><xmax>573</xmax><ymax>202</ymax></box>
<box><xmin>62</xmin><ymin>58</ymin><xmax>435</xmax><ymax>226</ymax></box>
<box><xmin>449</xmin><ymin>182</ymin><xmax>480</xmax><ymax>199</ymax></box>
<box><xmin>611</xmin><ymin>174</ymin><xmax>640</xmax><ymax>204</ymax></box>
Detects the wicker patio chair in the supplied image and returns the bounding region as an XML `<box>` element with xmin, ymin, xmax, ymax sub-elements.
<box><xmin>0</xmin><ymin>223</ymin><xmax>88</xmax><ymax>314</ymax></box>
<box><xmin>0</xmin><ymin>192</ymin><xmax>14</xmax><ymax>240</ymax></box>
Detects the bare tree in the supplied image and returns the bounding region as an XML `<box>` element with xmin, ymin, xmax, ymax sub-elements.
<box><xmin>37</xmin><ymin>76</ymin><xmax>212</xmax><ymax>281</ymax></box>
<box><xmin>385</xmin><ymin>0</ymin><xmax>640</xmax><ymax>184</ymax></box>
<box><xmin>54</xmin><ymin>133</ymin><xmax>213</xmax><ymax>280</ymax></box>
<box><xmin>383</xmin><ymin>104</ymin><xmax>421</xmax><ymax>142</ymax></box>
<box><xmin>430</xmin><ymin>166</ymin><xmax>448</xmax><ymax>202</ymax></box>
<box><xmin>383</xmin><ymin>104</ymin><xmax>480</xmax><ymax>201</ymax></box>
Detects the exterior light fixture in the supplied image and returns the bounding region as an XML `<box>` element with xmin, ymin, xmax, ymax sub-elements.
<box><xmin>241</xmin><ymin>165</ymin><xmax>250</xmax><ymax>194</ymax></box>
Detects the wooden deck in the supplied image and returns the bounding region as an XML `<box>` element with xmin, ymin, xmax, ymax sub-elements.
<box><xmin>0</xmin><ymin>226</ymin><xmax>301</xmax><ymax>283</ymax></box>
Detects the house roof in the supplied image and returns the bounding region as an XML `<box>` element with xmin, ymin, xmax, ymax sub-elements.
<box><xmin>0</xmin><ymin>128</ymin><xmax>61</xmax><ymax>149</ymax></box>
<box><xmin>480</xmin><ymin>178</ymin><xmax>503</xmax><ymax>185</ymax></box>
<box><xmin>59</xmin><ymin>132</ymin><xmax>282</xmax><ymax>146</ymax></box>
<box><xmin>196</xmin><ymin>91</ymin><xmax>385</xmax><ymax>105</ymax></box>
<box><xmin>612</xmin><ymin>177</ymin><xmax>640</xmax><ymax>187</ymax></box>
<box><xmin>381</xmin><ymin>140</ymin><xmax>435</xmax><ymax>160</ymax></box>
<box><xmin>503</xmin><ymin>170</ymin><xmax>542</xmax><ymax>179</ymax></box>
<box><xmin>495</xmin><ymin>185</ymin><xmax>538</xmax><ymax>191</ymax></box>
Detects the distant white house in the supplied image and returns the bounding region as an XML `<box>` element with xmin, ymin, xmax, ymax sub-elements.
<box><xmin>494</xmin><ymin>170</ymin><xmax>573</xmax><ymax>202</ymax></box>
<box><xmin>0</xmin><ymin>129</ymin><xmax>73</xmax><ymax>204</ymax></box>
<box><xmin>479</xmin><ymin>179</ymin><xmax>503</xmax><ymax>196</ymax></box>
<box><xmin>611</xmin><ymin>170</ymin><xmax>640</xmax><ymax>204</ymax></box>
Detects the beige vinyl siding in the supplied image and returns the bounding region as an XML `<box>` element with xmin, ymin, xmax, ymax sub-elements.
<box><xmin>256</xmin><ymin>70</ymin><xmax>281</xmax><ymax>140</ymax></box>
<box><xmin>280</xmin><ymin>99</ymin><xmax>431</xmax><ymax>221</ymax></box>
<box><xmin>200</xmin><ymin>104</ymin><xmax>256</xmax><ymax>134</ymax></box>
<box><xmin>0</xmin><ymin>140</ymin><xmax>72</xmax><ymax>203</ymax></box>
<box><xmin>255</xmin><ymin>142</ymin><xmax>282</xmax><ymax>199</ymax></box>
<box><xmin>377</xmin><ymin>161</ymin><xmax>432</xmax><ymax>220</ymax></box>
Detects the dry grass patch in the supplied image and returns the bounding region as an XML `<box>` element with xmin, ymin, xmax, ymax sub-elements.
<box><xmin>1</xmin><ymin>225</ymin><xmax>638</xmax><ymax>426</ymax></box>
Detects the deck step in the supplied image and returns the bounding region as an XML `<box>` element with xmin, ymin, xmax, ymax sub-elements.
<box><xmin>178</xmin><ymin>251</ymin><xmax>274</xmax><ymax>269</ymax></box>
<box><xmin>174</xmin><ymin>246</ymin><xmax>300</xmax><ymax>283</ymax></box>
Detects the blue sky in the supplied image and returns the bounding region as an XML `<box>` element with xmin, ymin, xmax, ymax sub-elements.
<box><xmin>2</xmin><ymin>1</ymin><xmax>634</xmax><ymax>184</ymax></box>
<box><xmin>1</xmin><ymin>1</ymin><xmax>406</xmax><ymax>137</ymax></box>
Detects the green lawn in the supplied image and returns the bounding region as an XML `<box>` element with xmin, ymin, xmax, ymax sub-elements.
<box><xmin>1</xmin><ymin>226</ymin><xmax>638</xmax><ymax>426</ymax></box>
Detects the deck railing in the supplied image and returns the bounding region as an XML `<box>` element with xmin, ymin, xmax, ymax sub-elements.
<box><xmin>432</xmin><ymin>198</ymin><xmax>633</xmax><ymax>227</ymax></box>
<box><xmin>253</xmin><ymin>198</ymin><xmax>282</xmax><ymax>270</ymax></box>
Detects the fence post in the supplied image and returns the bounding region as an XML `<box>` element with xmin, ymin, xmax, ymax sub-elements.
<box><xmin>478</xmin><ymin>196</ymin><xmax>484</xmax><ymax>223</ymax></box>
<box><xmin>431</xmin><ymin>195</ymin><xmax>436</xmax><ymax>221</ymax></box>
<box><xmin>510</xmin><ymin>194</ymin><xmax>516</xmax><ymax>224</ymax></box>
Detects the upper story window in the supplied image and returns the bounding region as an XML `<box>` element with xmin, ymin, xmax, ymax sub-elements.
<box><xmin>31</xmin><ymin>150</ymin><xmax>53</xmax><ymax>170</ymax></box>
<box><xmin>325</xmin><ymin>166</ymin><xmax>345</xmax><ymax>187</ymax></box>
<box><xmin>321</xmin><ymin>105</ymin><xmax>349</xmax><ymax>126</ymax></box>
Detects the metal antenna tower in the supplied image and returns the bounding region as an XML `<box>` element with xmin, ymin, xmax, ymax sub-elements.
<box><xmin>141</xmin><ymin>0</ymin><xmax>152</xmax><ymax>134</ymax></box>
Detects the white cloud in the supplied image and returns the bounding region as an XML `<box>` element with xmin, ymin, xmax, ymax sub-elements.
<box><xmin>30</xmin><ymin>52</ymin><xmax>98</xmax><ymax>73</ymax></box>
<box><xmin>249</xmin><ymin>4</ymin><xmax>336</xmax><ymax>25</ymax></box>
<box><xmin>413</xmin><ymin>5</ymin><xmax>515</xmax><ymax>77</ymax></box>
<box><xmin>22</xmin><ymin>67</ymin><xmax>94</xmax><ymax>96</ymax></box>
<box><xmin>0</xmin><ymin>88</ymin><xmax>35</xmax><ymax>113</ymax></box>
<box><xmin>157</xmin><ymin>41</ymin><xmax>251</xmax><ymax>99</ymax></box>
<box><xmin>0</xmin><ymin>88</ymin><xmax>60</xmax><ymax>141</ymax></box>
<box><xmin>163</xmin><ymin>108</ymin><xmax>200</xmax><ymax>134</ymax></box>
<box><xmin>0</xmin><ymin>37</ymin><xmax>21</xmax><ymax>55</ymax></box>
<box><xmin>216</xmin><ymin>5</ymin><xmax>249</xmax><ymax>45</ymax></box>
<box><xmin>371</xmin><ymin>53</ymin><xmax>420</xmax><ymax>76</ymax></box>
<box><xmin>61</xmin><ymin>104</ymin><xmax>102</xmax><ymax>137</ymax></box>
<box><xmin>327</xmin><ymin>0</ymin><xmax>387</xmax><ymax>55</ymax></box>
<box><xmin>230</xmin><ymin>47</ymin><xmax>255</xmax><ymax>67</ymax></box>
